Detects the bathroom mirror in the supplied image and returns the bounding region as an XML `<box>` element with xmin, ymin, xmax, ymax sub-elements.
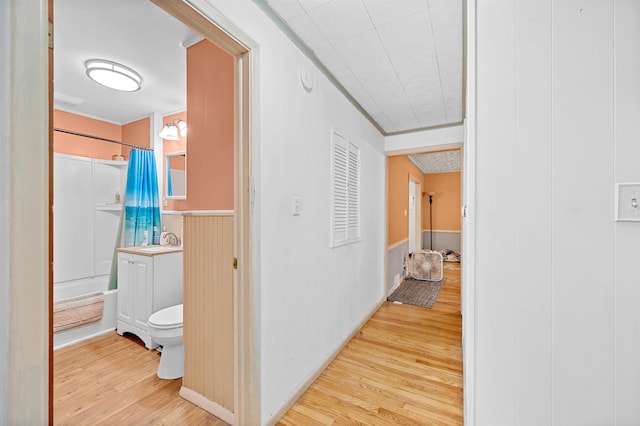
<box><xmin>166</xmin><ymin>151</ymin><xmax>186</xmax><ymax>199</ymax></box>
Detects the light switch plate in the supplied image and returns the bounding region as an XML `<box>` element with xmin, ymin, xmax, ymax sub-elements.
<box><xmin>615</xmin><ymin>183</ymin><xmax>640</xmax><ymax>221</ymax></box>
<box><xmin>292</xmin><ymin>197</ymin><xmax>301</xmax><ymax>216</ymax></box>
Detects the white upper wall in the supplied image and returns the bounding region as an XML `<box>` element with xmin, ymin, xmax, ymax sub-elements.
<box><xmin>612</xmin><ymin>2</ymin><xmax>640</xmax><ymax>423</ymax></box>
<box><xmin>191</xmin><ymin>1</ymin><xmax>387</xmax><ymax>423</ymax></box>
<box><xmin>473</xmin><ymin>0</ymin><xmax>640</xmax><ymax>424</ymax></box>
<box><xmin>384</xmin><ymin>124</ymin><xmax>463</xmax><ymax>156</ymax></box>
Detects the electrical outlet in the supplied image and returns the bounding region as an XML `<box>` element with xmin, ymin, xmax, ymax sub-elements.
<box><xmin>615</xmin><ymin>183</ymin><xmax>640</xmax><ymax>222</ymax></box>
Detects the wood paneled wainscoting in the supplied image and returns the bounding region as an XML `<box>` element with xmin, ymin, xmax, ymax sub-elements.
<box><xmin>180</xmin><ymin>212</ymin><xmax>236</xmax><ymax>425</ymax></box>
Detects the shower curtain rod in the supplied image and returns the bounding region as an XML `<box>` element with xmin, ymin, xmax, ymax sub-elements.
<box><xmin>54</xmin><ymin>128</ymin><xmax>154</xmax><ymax>151</ymax></box>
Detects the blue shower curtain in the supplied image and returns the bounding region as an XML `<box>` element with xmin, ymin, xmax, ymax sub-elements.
<box><xmin>123</xmin><ymin>149</ymin><xmax>161</xmax><ymax>247</ymax></box>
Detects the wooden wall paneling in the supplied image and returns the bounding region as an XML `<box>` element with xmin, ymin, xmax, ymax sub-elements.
<box><xmin>181</xmin><ymin>214</ymin><xmax>235</xmax><ymax>423</ymax></box>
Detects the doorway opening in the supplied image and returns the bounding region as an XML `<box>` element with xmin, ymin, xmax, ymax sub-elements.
<box><xmin>49</xmin><ymin>0</ymin><xmax>255</xmax><ymax>424</ymax></box>
<box><xmin>386</xmin><ymin>149</ymin><xmax>462</xmax><ymax>294</ymax></box>
<box><xmin>408</xmin><ymin>176</ymin><xmax>422</xmax><ymax>256</ymax></box>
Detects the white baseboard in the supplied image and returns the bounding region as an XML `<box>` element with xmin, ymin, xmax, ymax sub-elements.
<box><xmin>387</xmin><ymin>275</ymin><xmax>406</xmax><ymax>296</ymax></box>
<box><xmin>267</xmin><ymin>298</ymin><xmax>386</xmax><ymax>425</ymax></box>
<box><xmin>179</xmin><ymin>386</ymin><xmax>237</xmax><ymax>426</ymax></box>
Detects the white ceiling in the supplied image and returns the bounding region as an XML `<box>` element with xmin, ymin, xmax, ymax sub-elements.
<box><xmin>54</xmin><ymin>0</ymin><xmax>198</xmax><ymax>125</ymax></box>
<box><xmin>259</xmin><ymin>0</ymin><xmax>463</xmax><ymax>135</ymax></box>
<box><xmin>54</xmin><ymin>0</ymin><xmax>463</xmax><ymax>141</ymax></box>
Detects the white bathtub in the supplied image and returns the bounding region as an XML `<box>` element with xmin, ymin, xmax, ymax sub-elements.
<box><xmin>53</xmin><ymin>275</ymin><xmax>117</xmax><ymax>350</ymax></box>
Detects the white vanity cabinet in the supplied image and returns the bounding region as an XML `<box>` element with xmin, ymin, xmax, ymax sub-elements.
<box><xmin>116</xmin><ymin>247</ymin><xmax>183</xmax><ymax>349</ymax></box>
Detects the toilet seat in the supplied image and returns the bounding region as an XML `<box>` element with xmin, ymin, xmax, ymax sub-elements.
<box><xmin>149</xmin><ymin>304</ymin><xmax>183</xmax><ymax>329</ymax></box>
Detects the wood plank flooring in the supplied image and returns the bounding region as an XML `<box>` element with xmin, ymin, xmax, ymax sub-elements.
<box><xmin>53</xmin><ymin>333</ymin><xmax>225</xmax><ymax>425</ymax></box>
<box><xmin>277</xmin><ymin>262</ymin><xmax>463</xmax><ymax>425</ymax></box>
<box><xmin>54</xmin><ymin>263</ymin><xmax>462</xmax><ymax>425</ymax></box>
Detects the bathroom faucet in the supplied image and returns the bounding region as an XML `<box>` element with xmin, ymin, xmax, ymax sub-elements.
<box><xmin>164</xmin><ymin>232</ymin><xmax>181</xmax><ymax>246</ymax></box>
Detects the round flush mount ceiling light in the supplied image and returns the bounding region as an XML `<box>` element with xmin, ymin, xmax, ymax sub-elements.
<box><xmin>85</xmin><ymin>59</ymin><xmax>142</xmax><ymax>92</ymax></box>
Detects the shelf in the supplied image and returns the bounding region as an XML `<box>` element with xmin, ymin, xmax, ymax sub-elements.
<box><xmin>95</xmin><ymin>159</ymin><xmax>128</xmax><ymax>168</ymax></box>
<box><xmin>95</xmin><ymin>204</ymin><xmax>122</xmax><ymax>212</ymax></box>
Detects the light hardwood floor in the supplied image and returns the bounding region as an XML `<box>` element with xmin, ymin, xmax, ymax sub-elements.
<box><xmin>54</xmin><ymin>263</ymin><xmax>461</xmax><ymax>425</ymax></box>
<box><xmin>277</xmin><ymin>262</ymin><xmax>463</xmax><ymax>425</ymax></box>
<box><xmin>53</xmin><ymin>333</ymin><xmax>225</xmax><ymax>425</ymax></box>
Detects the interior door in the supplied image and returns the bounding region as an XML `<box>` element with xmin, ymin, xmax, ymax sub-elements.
<box><xmin>414</xmin><ymin>180</ymin><xmax>422</xmax><ymax>252</ymax></box>
<box><xmin>408</xmin><ymin>180</ymin><xmax>416</xmax><ymax>254</ymax></box>
<box><xmin>408</xmin><ymin>177</ymin><xmax>422</xmax><ymax>254</ymax></box>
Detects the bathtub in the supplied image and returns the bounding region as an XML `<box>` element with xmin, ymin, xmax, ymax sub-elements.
<box><xmin>53</xmin><ymin>275</ymin><xmax>117</xmax><ymax>350</ymax></box>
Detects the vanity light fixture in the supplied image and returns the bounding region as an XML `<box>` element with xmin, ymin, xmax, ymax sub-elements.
<box><xmin>159</xmin><ymin>119</ymin><xmax>187</xmax><ymax>141</ymax></box>
<box><xmin>85</xmin><ymin>59</ymin><xmax>142</xmax><ymax>92</ymax></box>
<box><xmin>177</xmin><ymin>119</ymin><xmax>187</xmax><ymax>137</ymax></box>
<box><xmin>159</xmin><ymin>123</ymin><xmax>179</xmax><ymax>141</ymax></box>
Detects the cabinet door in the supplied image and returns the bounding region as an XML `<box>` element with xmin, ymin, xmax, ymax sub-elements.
<box><xmin>132</xmin><ymin>256</ymin><xmax>152</xmax><ymax>330</ymax></box>
<box><xmin>152</xmin><ymin>252</ymin><xmax>183</xmax><ymax>311</ymax></box>
<box><xmin>117</xmin><ymin>254</ymin><xmax>133</xmax><ymax>324</ymax></box>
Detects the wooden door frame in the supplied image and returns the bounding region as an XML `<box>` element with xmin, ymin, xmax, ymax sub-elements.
<box><xmin>149</xmin><ymin>1</ymin><xmax>257</xmax><ymax>424</ymax></box>
<box><xmin>48</xmin><ymin>0</ymin><xmax>54</xmax><ymax>423</ymax></box>
<box><xmin>3</xmin><ymin>0</ymin><xmax>50</xmax><ymax>424</ymax></box>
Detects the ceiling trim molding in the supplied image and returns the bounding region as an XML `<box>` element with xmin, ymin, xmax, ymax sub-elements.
<box><xmin>251</xmin><ymin>0</ymin><xmax>387</xmax><ymax>135</ymax></box>
<box><xmin>385</xmin><ymin>120</ymin><xmax>465</xmax><ymax>137</ymax></box>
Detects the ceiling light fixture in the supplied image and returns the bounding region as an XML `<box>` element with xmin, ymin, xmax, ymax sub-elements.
<box><xmin>159</xmin><ymin>120</ymin><xmax>187</xmax><ymax>141</ymax></box>
<box><xmin>85</xmin><ymin>59</ymin><xmax>142</xmax><ymax>92</ymax></box>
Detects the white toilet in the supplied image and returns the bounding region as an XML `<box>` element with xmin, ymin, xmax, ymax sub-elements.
<box><xmin>148</xmin><ymin>304</ymin><xmax>184</xmax><ymax>380</ymax></box>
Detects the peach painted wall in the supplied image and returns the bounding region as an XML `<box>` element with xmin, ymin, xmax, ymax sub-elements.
<box><xmin>422</xmin><ymin>172</ymin><xmax>461</xmax><ymax>231</ymax></box>
<box><xmin>54</xmin><ymin>110</ymin><xmax>150</xmax><ymax>160</ymax></box>
<box><xmin>54</xmin><ymin>110</ymin><xmax>122</xmax><ymax>160</ymax></box>
<box><xmin>185</xmin><ymin>39</ymin><xmax>234</xmax><ymax>211</ymax></box>
<box><xmin>161</xmin><ymin>111</ymin><xmax>188</xmax><ymax>211</ymax></box>
<box><xmin>387</xmin><ymin>155</ymin><xmax>424</xmax><ymax>246</ymax></box>
<box><xmin>121</xmin><ymin>117</ymin><xmax>151</xmax><ymax>158</ymax></box>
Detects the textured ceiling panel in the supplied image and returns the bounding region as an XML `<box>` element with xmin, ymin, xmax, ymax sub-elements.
<box><xmin>298</xmin><ymin>0</ymin><xmax>332</xmax><ymax>13</ymax></box>
<box><xmin>376</xmin><ymin>11</ymin><xmax>447</xmax><ymax>129</ymax></box>
<box><xmin>364</xmin><ymin>0</ymin><xmax>428</xmax><ymax>27</ymax></box>
<box><xmin>263</xmin><ymin>0</ymin><xmax>463</xmax><ymax>135</ymax></box>
<box><xmin>286</xmin><ymin>13</ymin><xmax>328</xmax><ymax>50</ymax></box>
<box><xmin>267</xmin><ymin>0</ymin><xmax>306</xmax><ymax>20</ymax></box>
<box><xmin>308</xmin><ymin>1</ymin><xmax>373</xmax><ymax>45</ymax></box>
<box><xmin>408</xmin><ymin>150</ymin><xmax>461</xmax><ymax>174</ymax></box>
<box><xmin>429</xmin><ymin>0</ymin><xmax>463</xmax><ymax>122</ymax></box>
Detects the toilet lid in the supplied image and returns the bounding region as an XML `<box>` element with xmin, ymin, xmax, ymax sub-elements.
<box><xmin>148</xmin><ymin>304</ymin><xmax>183</xmax><ymax>328</ymax></box>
